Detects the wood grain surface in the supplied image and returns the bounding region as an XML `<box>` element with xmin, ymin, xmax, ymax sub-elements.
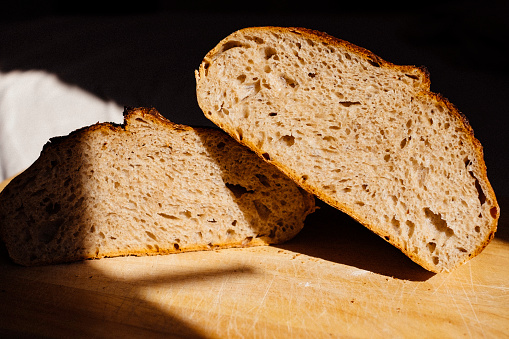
<box><xmin>0</xmin><ymin>177</ymin><xmax>507</xmax><ymax>338</ymax></box>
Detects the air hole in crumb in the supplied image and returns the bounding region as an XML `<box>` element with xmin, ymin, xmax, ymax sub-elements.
<box><xmin>308</xmin><ymin>72</ymin><xmax>316</xmax><ymax>78</ymax></box>
<box><xmin>475</xmin><ymin>226</ymin><xmax>481</xmax><ymax>233</ymax></box>
<box><xmin>432</xmin><ymin>257</ymin><xmax>439</xmax><ymax>265</ymax></box>
<box><xmin>221</xmin><ymin>40</ymin><xmax>247</xmax><ymax>53</ymax></box>
<box><xmin>158</xmin><ymin>213</ymin><xmax>178</xmax><ymax>220</ymax></box>
<box><xmin>469</xmin><ymin>171</ymin><xmax>486</xmax><ymax>205</ymax></box>
<box><xmin>135</xmin><ymin>117</ymin><xmax>149</xmax><ymax>124</ymax></box>
<box><xmin>339</xmin><ymin>101</ymin><xmax>361</xmax><ymax>107</ymax></box>
<box><xmin>264</xmin><ymin>47</ymin><xmax>277</xmax><ymax>59</ymax></box>
<box><xmin>174</xmin><ymin>243</ymin><xmax>180</xmax><ymax>250</ymax></box>
<box><xmin>146</xmin><ymin>231</ymin><xmax>157</xmax><ymax>241</ymax></box>
<box><xmin>232</xmin><ymin>220</ymin><xmax>238</xmax><ymax>226</ymax></box>
<box><xmin>237</xmin><ymin>74</ymin><xmax>247</xmax><ymax>83</ymax></box>
<box><xmin>490</xmin><ymin>207</ymin><xmax>498</xmax><ymax>219</ymax></box>
<box><xmin>253</xmin><ymin>200</ymin><xmax>271</xmax><ymax>220</ymax></box>
<box><xmin>255</xmin><ymin>174</ymin><xmax>271</xmax><ymax>187</ymax></box>
<box><xmin>45</xmin><ymin>202</ymin><xmax>61</xmax><ymax>215</ymax></box>
<box><xmin>427</xmin><ymin>242</ymin><xmax>437</xmax><ymax>253</ymax></box>
<box><xmin>280</xmin><ymin>74</ymin><xmax>298</xmax><ymax>88</ymax></box>
<box><xmin>181</xmin><ymin>210</ymin><xmax>192</xmax><ymax>218</ymax></box>
<box><xmin>424</xmin><ymin>208</ymin><xmax>454</xmax><ymax>237</ymax></box>
<box><xmin>368</xmin><ymin>59</ymin><xmax>381</xmax><ymax>67</ymax></box>
<box><xmin>400</xmin><ymin>138</ymin><xmax>408</xmax><ymax>149</ymax></box>
<box><xmin>262</xmin><ymin>153</ymin><xmax>271</xmax><ymax>161</ymax></box>
<box><xmin>280</xmin><ymin>135</ymin><xmax>295</xmax><ymax>146</ymax></box>
<box><xmin>268</xmin><ymin>112</ymin><xmax>277</xmax><ymax>116</ymax></box>
<box><xmin>301</xmin><ymin>175</ymin><xmax>308</xmax><ymax>181</ymax></box>
<box><xmin>226</xmin><ymin>183</ymin><xmax>253</xmax><ymax>199</ymax></box>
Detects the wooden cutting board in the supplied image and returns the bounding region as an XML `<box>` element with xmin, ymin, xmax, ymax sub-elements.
<box><xmin>0</xmin><ymin>177</ymin><xmax>507</xmax><ymax>338</ymax></box>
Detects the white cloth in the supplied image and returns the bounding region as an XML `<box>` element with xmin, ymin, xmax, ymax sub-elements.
<box><xmin>0</xmin><ymin>70</ymin><xmax>123</xmax><ymax>181</ymax></box>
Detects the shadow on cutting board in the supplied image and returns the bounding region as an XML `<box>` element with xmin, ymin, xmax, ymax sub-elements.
<box><xmin>278</xmin><ymin>200</ymin><xmax>436</xmax><ymax>282</ymax></box>
<box><xmin>0</xmin><ymin>161</ymin><xmax>258</xmax><ymax>337</ymax></box>
<box><xmin>0</xmin><ymin>240</ymin><xmax>253</xmax><ymax>338</ymax></box>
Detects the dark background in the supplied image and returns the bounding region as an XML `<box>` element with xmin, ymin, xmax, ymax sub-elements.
<box><xmin>1</xmin><ymin>0</ymin><xmax>508</xmax><ymax>197</ymax></box>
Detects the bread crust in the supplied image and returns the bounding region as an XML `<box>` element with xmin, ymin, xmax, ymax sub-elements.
<box><xmin>0</xmin><ymin>107</ymin><xmax>315</xmax><ymax>266</ymax></box>
<box><xmin>196</xmin><ymin>26</ymin><xmax>499</xmax><ymax>273</ymax></box>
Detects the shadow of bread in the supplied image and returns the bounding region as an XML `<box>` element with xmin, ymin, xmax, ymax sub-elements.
<box><xmin>278</xmin><ymin>200</ymin><xmax>436</xmax><ymax>282</ymax></box>
<box><xmin>195</xmin><ymin>126</ymin><xmax>315</xmax><ymax>250</ymax></box>
<box><xmin>0</xmin><ymin>239</ymin><xmax>256</xmax><ymax>338</ymax></box>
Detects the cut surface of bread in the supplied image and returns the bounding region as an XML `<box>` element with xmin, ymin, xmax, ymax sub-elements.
<box><xmin>195</xmin><ymin>26</ymin><xmax>499</xmax><ymax>273</ymax></box>
<box><xmin>0</xmin><ymin>107</ymin><xmax>315</xmax><ymax>266</ymax></box>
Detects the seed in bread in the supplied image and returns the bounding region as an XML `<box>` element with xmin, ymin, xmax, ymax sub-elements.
<box><xmin>195</xmin><ymin>26</ymin><xmax>499</xmax><ymax>273</ymax></box>
<box><xmin>0</xmin><ymin>107</ymin><xmax>315</xmax><ymax>266</ymax></box>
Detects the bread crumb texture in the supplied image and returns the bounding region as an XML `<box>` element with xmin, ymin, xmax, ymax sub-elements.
<box><xmin>0</xmin><ymin>107</ymin><xmax>315</xmax><ymax>266</ymax></box>
<box><xmin>196</xmin><ymin>26</ymin><xmax>499</xmax><ymax>273</ymax></box>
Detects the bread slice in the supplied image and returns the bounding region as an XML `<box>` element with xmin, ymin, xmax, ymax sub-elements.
<box><xmin>195</xmin><ymin>26</ymin><xmax>499</xmax><ymax>273</ymax></box>
<box><xmin>0</xmin><ymin>107</ymin><xmax>315</xmax><ymax>266</ymax></box>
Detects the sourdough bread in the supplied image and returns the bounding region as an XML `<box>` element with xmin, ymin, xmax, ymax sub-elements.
<box><xmin>195</xmin><ymin>26</ymin><xmax>499</xmax><ymax>273</ymax></box>
<box><xmin>0</xmin><ymin>107</ymin><xmax>315</xmax><ymax>266</ymax></box>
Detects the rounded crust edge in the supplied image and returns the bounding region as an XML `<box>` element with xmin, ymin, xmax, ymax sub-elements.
<box><xmin>197</xmin><ymin>26</ymin><xmax>431</xmax><ymax>92</ymax></box>
<box><xmin>196</xmin><ymin>26</ymin><xmax>500</xmax><ymax>273</ymax></box>
<box><xmin>0</xmin><ymin>106</ymin><xmax>315</xmax><ymax>266</ymax></box>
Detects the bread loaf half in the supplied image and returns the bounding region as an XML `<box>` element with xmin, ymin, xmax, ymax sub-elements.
<box><xmin>195</xmin><ymin>26</ymin><xmax>499</xmax><ymax>273</ymax></box>
<box><xmin>0</xmin><ymin>107</ymin><xmax>315</xmax><ymax>266</ymax></box>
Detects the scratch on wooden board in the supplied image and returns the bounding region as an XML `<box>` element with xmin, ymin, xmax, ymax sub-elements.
<box><xmin>212</xmin><ymin>275</ymin><xmax>229</xmax><ymax>306</ymax></box>
<box><xmin>470</xmin><ymin>284</ymin><xmax>509</xmax><ymax>291</ymax></box>
<box><xmin>462</xmin><ymin>264</ymin><xmax>486</xmax><ymax>338</ymax></box>
<box><xmin>245</xmin><ymin>274</ymin><xmax>276</xmax><ymax>328</ymax></box>
<box><xmin>430</xmin><ymin>272</ymin><xmax>452</xmax><ymax>295</ymax></box>
<box><xmin>259</xmin><ymin>276</ymin><xmax>274</xmax><ymax>307</ymax></box>
<box><xmin>447</xmin><ymin>283</ymin><xmax>473</xmax><ymax>338</ymax></box>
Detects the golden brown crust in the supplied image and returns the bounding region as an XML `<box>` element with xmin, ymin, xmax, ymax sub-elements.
<box><xmin>24</xmin><ymin>238</ymin><xmax>269</xmax><ymax>267</ymax></box>
<box><xmin>0</xmin><ymin>106</ymin><xmax>315</xmax><ymax>266</ymax></box>
<box><xmin>196</xmin><ymin>26</ymin><xmax>499</xmax><ymax>273</ymax></box>
<box><xmin>200</xmin><ymin>26</ymin><xmax>431</xmax><ymax>91</ymax></box>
